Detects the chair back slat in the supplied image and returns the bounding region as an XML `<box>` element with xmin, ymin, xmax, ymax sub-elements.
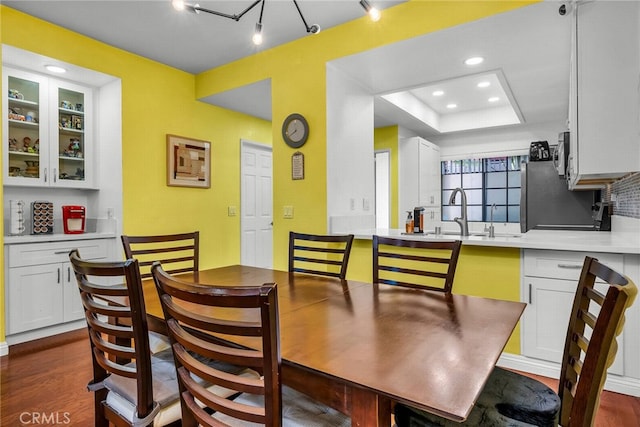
<box><xmin>372</xmin><ymin>236</ymin><xmax>462</xmax><ymax>293</ymax></box>
<box><xmin>151</xmin><ymin>262</ymin><xmax>281</xmax><ymax>427</ymax></box>
<box><xmin>288</xmin><ymin>232</ymin><xmax>354</xmax><ymax>279</ymax></box>
<box><xmin>121</xmin><ymin>231</ymin><xmax>199</xmax><ymax>279</ymax></box>
<box><xmin>558</xmin><ymin>256</ymin><xmax>638</xmax><ymax>427</ymax></box>
<box><xmin>69</xmin><ymin>249</ymin><xmax>156</xmax><ymax>422</ymax></box>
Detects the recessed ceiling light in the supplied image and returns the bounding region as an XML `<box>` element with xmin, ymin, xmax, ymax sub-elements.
<box><xmin>477</xmin><ymin>81</ymin><xmax>491</xmax><ymax>88</ymax></box>
<box><xmin>446</xmin><ymin>103</ymin><xmax>458</xmax><ymax>109</ymax></box>
<box><xmin>488</xmin><ymin>97</ymin><xmax>500</xmax><ymax>103</ymax></box>
<box><xmin>45</xmin><ymin>65</ymin><xmax>66</xmax><ymax>74</ymax></box>
<box><xmin>464</xmin><ymin>56</ymin><xmax>484</xmax><ymax>66</ymax></box>
<box><xmin>432</xmin><ymin>90</ymin><xmax>444</xmax><ymax>97</ymax></box>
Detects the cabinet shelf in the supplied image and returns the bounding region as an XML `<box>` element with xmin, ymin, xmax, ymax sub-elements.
<box><xmin>8</xmin><ymin>97</ymin><xmax>38</xmax><ymax>107</ymax></box>
<box><xmin>8</xmin><ymin>150</ymin><xmax>39</xmax><ymax>158</ymax></box>
<box><xmin>8</xmin><ymin>119</ymin><xmax>39</xmax><ymax>129</ymax></box>
<box><xmin>59</xmin><ymin>107</ymin><xmax>84</xmax><ymax>115</ymax></box>
<box><xmin>59</xmin><ymin>155</ymin><xmax>84</xmax><ymax>162</ymax></box>
<box><xmin>59</xmin><ymin>127</ymin><xmax>84</xmax><ymax>135</ymax></box>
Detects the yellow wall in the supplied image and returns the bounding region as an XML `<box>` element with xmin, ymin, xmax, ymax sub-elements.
<box><xmin>0</xmin><ymin>7</ymin><xmax>272</xmax><ymax>341</ymax></box>
<box><xmin>194</xmin><ymin>1</ymin><xmax>535</xmax><ymax>271</ymax></box>
<box><xmin>0</xmin><ymin>1</ymin><xmax>535</xmax><ymax>346</ymax></box>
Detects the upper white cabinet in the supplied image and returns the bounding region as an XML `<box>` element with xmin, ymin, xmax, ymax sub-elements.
<box><xmin>399</xmin><ymin>137</ymin><xmax>441</xmax><ymax>230</ymax></box>
<box><xmin>567</xmin><ymin>1</ymin><xmax>640</xmax><ymax>189</ymax></box>
<box><xmin>3</xmin><ymin>67</ymin><xmax>94</xmax><ymax>188</ymax></box>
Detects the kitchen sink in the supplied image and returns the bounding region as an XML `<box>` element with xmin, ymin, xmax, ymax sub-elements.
<box><xmin>422</xmin><ymin>231</ymin><xmax>522</xmax><ymax>238</ymax></box>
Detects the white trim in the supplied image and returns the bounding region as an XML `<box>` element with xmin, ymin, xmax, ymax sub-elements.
<box><xmin>0</xmin><ymin>341</ymin><xmax>8</xmax><ymax>356</ymax></box>
<box><xmin>5</xmin><ymin>320</ymin><xmax>85</xmax><ymax>346</ymax></box>
<box><xmin>498</xmin><ymin>353</ymin><xmax>640</xmax><ymax>397</ymax></box>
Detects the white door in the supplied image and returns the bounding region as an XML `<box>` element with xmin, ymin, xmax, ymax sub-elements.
<box><xmin>241</xmin><ymin>141</ymin><xmax>273</xmax><ymax>268</ymax></box>
<box><xmin>374</xmin><ymin>150</ymin><xmax>390</xmax><ymax>229</ymax></box>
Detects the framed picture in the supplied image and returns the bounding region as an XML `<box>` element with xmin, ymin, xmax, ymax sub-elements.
<box><xmin>166</xmin><ymin>134</ymin><xmax>211</xmax><ymax>188</ymax></box>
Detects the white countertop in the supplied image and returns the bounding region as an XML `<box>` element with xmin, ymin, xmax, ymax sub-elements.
<box><xmin>350</xmin><ymin>228</ymin><xmax>640</xmax><ymax>255</ymax></box>
<box><xmin>4</xmin><ymin>231</ymin><xmax>117</xmax><ymax>245</ymax></box>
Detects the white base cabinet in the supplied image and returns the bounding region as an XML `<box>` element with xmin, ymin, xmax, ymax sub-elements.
<box><xmin>5</xmin><ymin>238</ymin><xmax>112</xmax><ymax>336</ymax></box>
<box><xmin>521</xmin><ymin>249</ymin><xmax>626</xmax><ymax>376</ymax></box>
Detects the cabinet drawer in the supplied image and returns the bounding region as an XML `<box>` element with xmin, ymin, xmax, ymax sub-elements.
<box><xmin>8</xmin><ymin>239</ymin><xmax>111</xmax><ymax>267</ymax></box>
<box><xmin>523</xmin><ymin>249</ymin><xmax>623</xmax><ymax>281</ymax></box>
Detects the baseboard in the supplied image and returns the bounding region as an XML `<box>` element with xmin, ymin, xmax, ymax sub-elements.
<box><xmin>0</xmin><ymin>341</ymin><xmax>8</xmax><ymax>356</ymax></box>
<box><xmin>498</xmin><ymin>353</ymin><xmax>640</xmax><ymax>397</ymax></box>
<box><xmin>5</xmin><ymin>320</ymin><xmax>85</xmax><ymax>347</ymax></box>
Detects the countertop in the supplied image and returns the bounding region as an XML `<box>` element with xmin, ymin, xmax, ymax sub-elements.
<box><xmin>4</xmin><ymin>231</ymin><xmax>117</xmax><ymax>245</ymax></box>
<box><xmin>350</xmin><ymin>228</ymin><xmax>640</xmax><ymax>255</ymax></box>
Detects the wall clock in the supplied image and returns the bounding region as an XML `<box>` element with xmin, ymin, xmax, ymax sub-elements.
<box><xmin>282</xmin><ymin>113</ymin><xmax>309</xmax><ymax>148</ymax></box>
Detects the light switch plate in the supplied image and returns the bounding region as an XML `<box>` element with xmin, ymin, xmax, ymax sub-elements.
<box><xmin>283</xmin><ymin>206</ymin><xmax>294</xmax><ymax>219</ymax></box>
<box><xmin>228</xmin><ymin>206</ymin><xmax>237</xmax><ymax>216</ymax></box>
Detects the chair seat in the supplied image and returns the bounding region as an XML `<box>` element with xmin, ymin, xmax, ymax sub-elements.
<box><xmin>212</xmin><ymin>385</ymin><xmax>351</xmax><ymax>426</ymax></box>
<box><xmin>394</xmin><ymin>367</ymin><xmax>560</xmax><ymax>427</ymax></box>
<box><xmin>105</xmin><ymin>348</ymin><xmax>260</xmax><ymax>426</ymax></box>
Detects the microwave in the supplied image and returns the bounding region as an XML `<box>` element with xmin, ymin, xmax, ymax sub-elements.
<box><xmin>554</xmin><ymin>131</ymin><xmax>570</xmax><ymax>176</ymax></box>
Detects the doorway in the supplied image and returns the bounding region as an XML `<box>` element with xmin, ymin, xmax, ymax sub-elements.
<box><xmin>240</xmin><ymin>140</ymin><xmax>273</xmax><ymax>268</ymax></box>
<box><xmin>374</xmin><ymin>150</ymin><xmax>390</xmax><ymax>229</ymax></box>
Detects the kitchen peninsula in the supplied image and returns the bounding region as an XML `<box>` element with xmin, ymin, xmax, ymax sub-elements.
<box><xmin>343</xmin><ymin>220</ymin><xmax>640</xmax><ymax>398</ymax></box>
<box><xmin>350</xmin><ymin>227</ymin><xmax>640</xmax><ymax>254</ymax></box>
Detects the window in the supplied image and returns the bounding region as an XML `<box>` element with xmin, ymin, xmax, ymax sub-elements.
<box><xmin>441</xmin><ymin>155</ymin><xmax>527</xmax><ymax>223</ymax></box>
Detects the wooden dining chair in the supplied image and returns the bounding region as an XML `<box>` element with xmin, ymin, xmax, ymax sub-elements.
<box><xmin>121</xmin><ymin>231</ymin><xmax>199</xmax><ymax>279</ymax></box>
<box><xmin>288</xmin><ymin>231</ymin><xmax>354</xmax><ymax>279</ymax></box>
<box><xmin>372</xmin><ymin>236</ymin><xmax>462</xmax><ymax>293</ymax></box>
<box><xmin>394</xmin><ymin>256</ymin><xmax>638</xmax><ymax>427</ymax></box>
<box><xmin>151</xmin><ymin>262</ymin><xmax>351</xmax><ymax>427</ymax></box>
<box><xmin>69</xmin><ymin>248</ymin><xmax>181</xmax><ymax>427</ymax></box>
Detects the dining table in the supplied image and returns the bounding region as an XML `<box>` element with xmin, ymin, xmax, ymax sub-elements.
<box><xmin>136</xmin><ymin>264</ymin><xmax>526</xmax><ymax>427</ymax></box>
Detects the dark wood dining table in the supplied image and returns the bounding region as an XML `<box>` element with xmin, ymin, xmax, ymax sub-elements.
<box><xmin>137</xmin><ymin>265</ymin><xmax>526</xmax><ymax>426</ymax></box>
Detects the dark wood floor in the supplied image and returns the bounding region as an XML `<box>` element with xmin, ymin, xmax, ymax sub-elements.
<box><xmin>2</xmin><ymin>330</ymin><xmax>640</xmax><ymax>426</ymax></box>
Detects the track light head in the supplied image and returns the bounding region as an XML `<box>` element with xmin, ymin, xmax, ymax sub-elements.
<box><xmin>172</xmin><ymin>0</ymin><xmax>199</xmax><ymax>13</ymax></box>
<box><xmin>360</xmin><ymin>0</ymin><xmax>381</xmax><ymax>22</ymax></box>
<box><xmin>252</xmin><ymin>22</ymin><xmax>264</xmax><ymax>45</ymax></box>
<box><xmin>309</xmin><ymin>24</ymin><xmax>321</xmax><ymax>34</ymax></box>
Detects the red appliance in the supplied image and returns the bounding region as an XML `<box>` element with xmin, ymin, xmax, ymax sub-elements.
<box><xmin>62</xmin><ymin>205</ymin><xmax>86</xmax><ymax>234</ymax></box>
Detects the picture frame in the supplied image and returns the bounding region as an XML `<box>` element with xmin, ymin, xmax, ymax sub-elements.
<box><xmin>166</xmin><ymin>134</ymin><xmax>211</xmax><ymax>188</ymax></box>
<box><xmin>292</xmin><ymin>151</ymin><xmax>304</xmax><ymax>180</ymax></box>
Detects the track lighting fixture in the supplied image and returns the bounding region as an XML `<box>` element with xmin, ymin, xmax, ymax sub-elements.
<box><xmin>172</xmin><ymin>0</ymin><xmax>324</xmax><ymax>45</ymax></box>
<box><xmin>360</xmin><ymin>0</ymin><xmax>381</xmax><ymax>22</ymax></box>
<box><xmin>173</xmin><ymin>1</ymin><xmax>382</xmax><ymax>45</ymax></box>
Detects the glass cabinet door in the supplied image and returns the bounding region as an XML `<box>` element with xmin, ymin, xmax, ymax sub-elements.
<box><xmin>55</xmin><ymin>86</ymin><xmax>87</xmax><ymax>185</ymax></box>
<box><xmin>4</xmin><ymin>70</ymin><xmax>49</xmax><ymax>185</ymax></box>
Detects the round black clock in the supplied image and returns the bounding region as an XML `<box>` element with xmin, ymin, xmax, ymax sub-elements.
<box><xmin>282</xmin><ymin>113</ymin><xmax>309</xmax><ymax>148</ymax></box>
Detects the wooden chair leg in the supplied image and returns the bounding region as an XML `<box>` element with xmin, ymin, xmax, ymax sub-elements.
<box><xmin>95</xmin><ymin>388</ymin><xmax>109</xmax><ymax>427</ymax></box>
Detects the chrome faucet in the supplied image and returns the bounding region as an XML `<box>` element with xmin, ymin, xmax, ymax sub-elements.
<box><xmin>448</xmin><ymin>187</ymin><xmax>469</xmax><ymax>236</ymax></box>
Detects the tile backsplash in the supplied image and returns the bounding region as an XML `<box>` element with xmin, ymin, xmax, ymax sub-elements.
<box><xmin>610</xmin><ymin>172</ymin><xmax>640</xmax><ymax>219</ymax></box>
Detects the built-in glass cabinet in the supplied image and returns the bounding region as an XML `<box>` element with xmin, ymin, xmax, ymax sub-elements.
<box><xmin>3</xmin><ymin>67</ymin><xmax>93</xmax><ymax>188</ymax></box>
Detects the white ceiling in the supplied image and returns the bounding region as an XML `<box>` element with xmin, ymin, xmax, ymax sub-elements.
<box><xmin>3</xmin><ymin>1</ymin><xmax>572</xmax><ymax>137</ymax></box>
<box><xmin>3</xmin><ymin>0</ymin><xmax>404</xmax><ymax>74</ymax></box>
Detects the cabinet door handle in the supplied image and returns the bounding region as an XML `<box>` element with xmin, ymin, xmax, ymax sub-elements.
<box><xmin>44</xmin><ymin>168</ymin><xmax>48</xmax><ymax>183</ymax></box>
<box><xmin>528</xmin><ymin>283</ymin><xmax>532</xmax><ymax>304</ymax></box>
<box><xmin>557</xmin><ymin>263</ymin><xmax>582</xmax><ymax>269</ymax></box>
<box><xmin>54</xmin><ymin>250</ymin><xmax>69</xmax><ymax>254</ymax></box>
<box><xmin>68</xmin><ymin>267</ymin><xmax>71</xmax><ymax>283</ymax></box>
<box><xmin>54</xmin><ymin>168</ymin><xmax>57</xmax><ymax>183</ymax></box>
<box><xmin>57</xmin><ymin>267</ymin><xmax>61</xmax><ymax>284</ymax></box>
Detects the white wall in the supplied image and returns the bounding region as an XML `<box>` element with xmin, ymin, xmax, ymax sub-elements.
<box><xmin>326</xmin><ymin>63</ymin><xmax>375</xmax><ymax>230</ymax></box>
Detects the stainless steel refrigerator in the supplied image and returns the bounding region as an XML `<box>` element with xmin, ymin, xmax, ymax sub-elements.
<box><xmin>520</xmin><ymin>161</ymin><xmax>597</xmax><ymax>232</ymax></box>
